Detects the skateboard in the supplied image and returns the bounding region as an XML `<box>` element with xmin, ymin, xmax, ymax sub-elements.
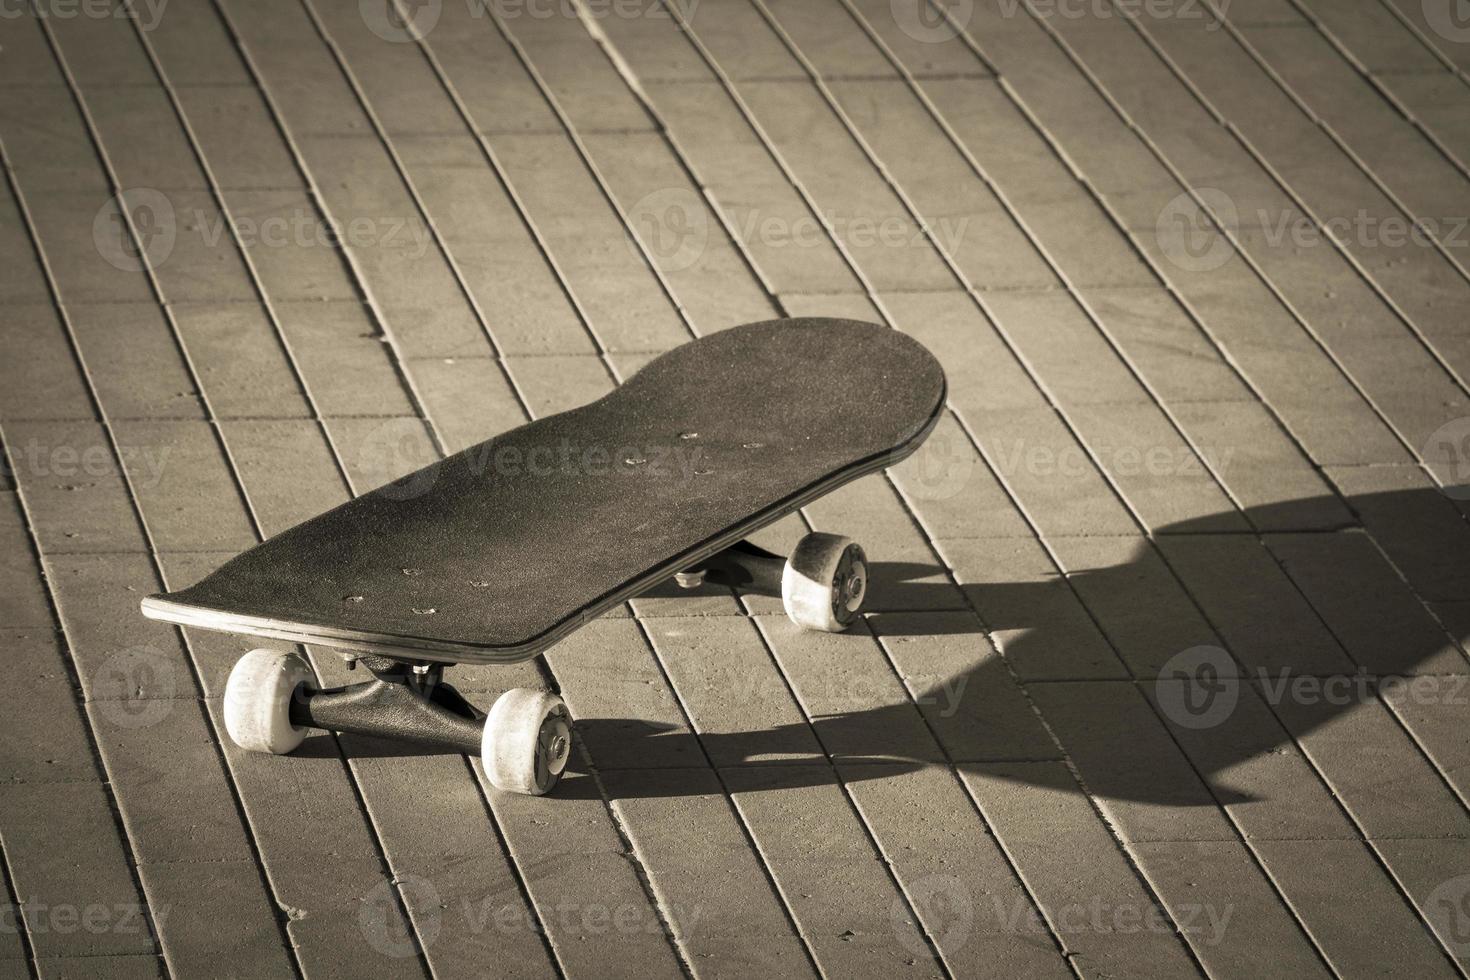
<box><xmin>141</xmin><ymin>317</ymin><xmax>946</xmax><ymax>795</ymax></box>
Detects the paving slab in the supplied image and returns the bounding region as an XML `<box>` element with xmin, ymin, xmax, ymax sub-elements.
<box><xmin>0</xmin><ymin>781</ymin><xmax>155</xmax><ymax>959</ymax></box>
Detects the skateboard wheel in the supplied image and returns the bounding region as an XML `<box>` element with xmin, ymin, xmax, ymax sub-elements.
<box><xmin>782</xmin><ymin>532</ymin><xmax>868</xmax><ymax>632</ymax></box>
<box><xmin>482</xmin><ymin>689</ymin><xmax>573</xmax><ymax>796</ymax></box>
<box><xmin>223</xmin><ymin>649</ymin><xmax>312</xmax><ymax>755</ymax></box>
<box><xmin>674</xmin><ymin>569</ymin><xmax>706</xmax><ymax>589</ymax></box>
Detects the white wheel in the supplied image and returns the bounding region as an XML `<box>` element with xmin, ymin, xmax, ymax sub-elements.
<box><xmin>782</xmin><ymin>532</ymin><xmax>868</xmax><ymax>632</ymax></box>
<box><xmin>223</xmin><ymin>649</ymin><xmax>312</xmax><ymax>755</ymax></box>
<box><xmin>482</xmin><ymin>689</ymin><xmax>572</xmax><ymax>796</ymax></box>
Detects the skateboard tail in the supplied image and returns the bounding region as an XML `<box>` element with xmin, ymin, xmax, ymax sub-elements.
<box><xmin>139</xmin><ymin>593</ymin><xmax>536</xmax><ymax>663</ymax></box>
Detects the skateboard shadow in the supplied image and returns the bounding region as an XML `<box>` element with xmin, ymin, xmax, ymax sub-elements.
<box><xmin>574</xmin><ymin>486</ymin><xmax>1470</xmax><ymax>804</ymax></box>
<box><xmin>865</xmin><ymin>562</ymin><xmax>977</xmax><ymax>617</ymax></box>
<box><xmin>548</xmin><ymin>726</ymin><xmax>927</xmax><ymax>801</ymax></box>
<box><xmin>293</xmin><ymin>733</ymin><xmax>466</xmax><ymax>759</ymax></box>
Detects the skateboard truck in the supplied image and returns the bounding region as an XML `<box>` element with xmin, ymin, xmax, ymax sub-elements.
<box><xmin>212</xmin><ymin>532</ymin><xmax>869</xmax><ymax>795</ymax></box>
<box><xmin>214</xmin><ymin>531</ymin><xmax>868</xmax><ymax>797</ymax></box>
<box><xmin>685</xmin><ymin>540</ymin><xmax>785</xmax><ymax>595</ymax></box>
<box><xmin>683</xmin><ymin>534</ymin><xmax>869</xmax><ymax>632</ymax></box>
<box><xmin>223</xmin><ymin>649</ymin><xmax>572</xmax><ymax>795</ymax></box>
<box><xmin>289</xmin><ymin>657</ymin><xmax>485</xmax><ymax>756</ymax></box>
<box><xmin>209</xmin><ymin>531</ymin><xmax>869</xmax><ymax>800</ymax></box>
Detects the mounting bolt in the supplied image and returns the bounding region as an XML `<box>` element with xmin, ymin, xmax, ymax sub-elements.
<box><xmin>411</xmin><ymin>663</ymin><xmax>431</xmax><ymax>676</ymax></box>
<box><xmin>674</xmin><ymin>569</ymin><xmax>706</xmax><ymax>589</ymax></box>
<box><xmin>343</xmin><ymin>654</ymin><xmax>359</xmax><ymax>671</ymax></box>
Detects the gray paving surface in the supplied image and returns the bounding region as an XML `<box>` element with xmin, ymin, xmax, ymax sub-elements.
<box><xmin>2</xmin><ymin>0</ymin><xmax>1470</xmax><ymax>976</ymax></box>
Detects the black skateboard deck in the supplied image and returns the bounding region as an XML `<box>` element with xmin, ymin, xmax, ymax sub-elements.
<box><xmin>141</xmin><ymin>318</ymin><xmax>946</xmax><ymax>665</ymax></box>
